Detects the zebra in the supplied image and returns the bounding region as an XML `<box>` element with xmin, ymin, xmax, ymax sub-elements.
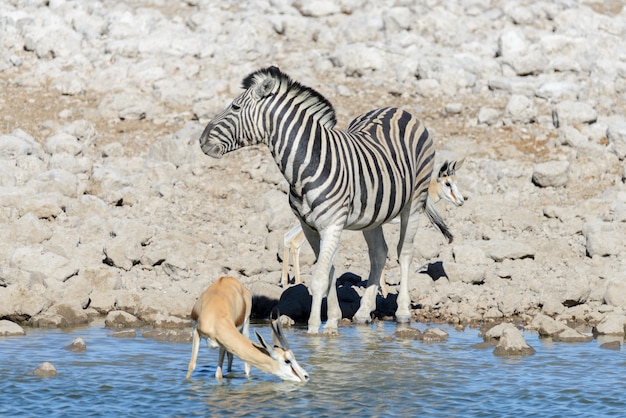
<box><xmin>199</xmin><ymin>66</ymin><xmax>451</xmax><ymax>334</ymax></box>
<box><xmin>280</xmin><ymin>157</ymin><xmax>466</xmax><ymax>288</ymax></box>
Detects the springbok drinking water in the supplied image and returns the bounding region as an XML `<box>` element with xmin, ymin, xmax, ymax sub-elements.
<box><xmin>280</xmin><ymin>158</ymin><xmax>465</xmax><ymax>288</ymax></box>
<box><xmin>186</xmin><ymin>276</ymin><xmax>309</xmax><ymax>382</ymax></box>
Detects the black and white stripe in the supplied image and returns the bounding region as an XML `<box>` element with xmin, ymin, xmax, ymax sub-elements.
<box><xmin>199</xmin><ymin>66</ymin><xmax>450</xmax><ymax>333</ymax></box>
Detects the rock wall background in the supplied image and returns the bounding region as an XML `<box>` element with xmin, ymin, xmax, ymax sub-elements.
<box><xmin>1</xmin><ymin>0</ymin><xmax>625</xmax><ymax>336</ymax></box>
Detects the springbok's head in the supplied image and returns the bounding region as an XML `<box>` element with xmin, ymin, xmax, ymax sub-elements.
<box><xmin>255</xmin><ymin>317</ymin><xmax>309</xmax><ymax>383</ymax></box>
<box><xmin>431</xmin><ymin>158</ymin><xmax>465</xmax><ymax>206</ymax></box>
<box><xmin>198</xmin><ymin>67</ymin><xmax>283</xmax><ymax>158</ymax></box>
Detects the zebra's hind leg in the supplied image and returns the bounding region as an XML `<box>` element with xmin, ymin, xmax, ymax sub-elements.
<box><xmin>353</xmin><ymin>226</ymin><xmax>388</xmax><ymax>323</ymax></box>
<box><xmin>396</xmin><ymin>205</ymin><xmax>421</xmax><ymax>323</ymax></box>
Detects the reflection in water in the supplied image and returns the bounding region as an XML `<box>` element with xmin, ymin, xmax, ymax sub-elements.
<box><xmin>0</xmin><ymin>321</ymin><xmax>625</xmax><ymax>416</ymax></box>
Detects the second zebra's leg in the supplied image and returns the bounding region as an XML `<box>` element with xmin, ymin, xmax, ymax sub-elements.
<box><xmin>396</xmin><ymin>205</ymin><xmax>421</xmax><ymax>323</ymax></box>
<box><xmin>353</xmin><ymin>226</ymin><xmax>388</xmax><ymax>323</ymax></box>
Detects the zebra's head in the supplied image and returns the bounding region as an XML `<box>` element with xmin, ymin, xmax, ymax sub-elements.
<box><xmin>199</xmin><ymin>67</ymin><xmax>283</xmax><ymax>158</ymax></box>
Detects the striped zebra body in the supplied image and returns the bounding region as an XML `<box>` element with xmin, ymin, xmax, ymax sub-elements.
<box><xmin>199</xmin><ymin>66</ymin><xmax>448</xmax><ymax>334</ymax></box>
<box><xmin>286</xmin><ymin>107</ymin><xmax>433</xmax><ymax>232</ymax></box>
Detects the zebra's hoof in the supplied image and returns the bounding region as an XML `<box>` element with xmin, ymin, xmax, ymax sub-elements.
<box><xmin>353</xmin><ymin>315</ymin><xmax>372</xmax><ymax>324</ymax></box>
<box><xmin>395</xmin><ymin>314</ymin><xmax>411</xmax><ymax>324</ymax></box>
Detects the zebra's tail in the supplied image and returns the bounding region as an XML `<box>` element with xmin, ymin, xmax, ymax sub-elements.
<box><xmin>424</xmin><ymin>197</ymin><xmax>454</xmax><ymax>243</ymax></box>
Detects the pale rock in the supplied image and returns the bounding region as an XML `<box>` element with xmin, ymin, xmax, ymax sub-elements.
<box><xmin>15</xmin><ymin>155</ymin><xmax>47</xmax><ymax>185</ymax></box>
<box><xmin>478</xmin><ymin>240</ymin><xmax>535</xmax><ymax>262</ymax></box>
<box><xmin>19</xmin><ymin>193</ymin><xmax>65</xmax><ymax>219</ymax></box>
<box><xmin>48</xmin><ymin>303</ymin><xmax>91</xmax><ymax>326</ymax></box>
<box><xmin>29</xmin><ymin>312</ymin><xmax>70</xmax><ymax>328</ymax></box>
<box><xmin>444</xmin><ymin>262</ymin><xmax>486</xmax><ymax>285</ymax></box>
<box><xmin>0</xmin><ymin>319</ymin><xmax>25</xmax><ymax>336</ymax></box>
<box><xmin>28</xmin><ymin>169</ymin><xmax>80</xmax><ymax>198</ymax></box>
<box><xmin>606</xmin><ymin>121</ymin><xmax>626</xmax><ymax>160</ymax></box>
<box><xmin>530</xmin><ymin>313</ymin><xmax>570</xmax><ymax>336</ymax></box>
<box><xmin>44</xmin><ymin>132</ymin><xmax>83</xmax><ymax>156</ymax></box>
<box><xmin>32</xmin><ymin>362</ymin><xmax>57</xmax><ymax>377</ymax></box>
<box><xmin>422</xmin><ymin>327</ymin><xmax>449</xmax><ymax>342</ymax></box>
<box><xmin>382</xmin><ymin>7</ymin><xmax>412</xmax><ymax>31</ymax></box>
<box><xmin>65</xmin><ymin>337</ymin><xmax>87</xmax><ymax>352</ymax></box>
<box><xmin>583</xmin><ymin>220</ymin><xmax>623</xmax><ymax>257</ymax></box>
<box><xmin>477</xmin><ymin>107</ymin><xmax>500</xmax><ymax>125</ymax></box>
<box><xmin>594</xmin><ymin>314</ymin><xmax>626</xmax><ymax>336</ymax></box>
<box><xmin>335</xmin><ymin>44</ymin><xmax>387</xmax><ymax>77</ymax></box>
<box><xmin>294</xmin><ymin>1</ymin><xmax>341</xmax><ymax>17</ymax></box>
<box><xmin>0</xmin><ymin>134</ymin><xmax>37</xmax><ymax>159</ymax></box>
<box><xmin>105</xmin><ymin>310</ymin><xmax>144</xmax><ymax>328</ymax></box>
<box><xmin>10</xmin><ymin>247</ymin><xmax>78</xmax><ymax>282</ymax></box>
<box><xmin>88</xmin><ymin>166</ymin><xmax>131</xmax><ymax>204</ymax></box>
<box><xmin>532</xmin><ymin>160</ymin><xmax>569</xmax><ymax>187</ymax></box>
<box><xmin>48</xmin><ymin>153</ymin><xmax>92</xmax><ymax>175</ymax></box>
<box><xmin>415</xmin><ymin>79</ymin><xmax>441</xmax><ymax>98</ymax></box>
<box><xmin>535</xmin><ymin>81</ymin><xmax>580</xmax><ymax>102</ymax></box>
<box><xmin>604</xmin><ymin>276</ymin><xmax>626</xmax><ymax>308</ymax></box>
<box><xmin>506</xmin><ymin>46</ymin><xmax>548</xmax><ymax>76</ymax></box>
<box><xmin>497</xmin><ymin>28</ymin><xmax>528</xmax><ymax>58</ymax></box>
<box><xmin>0</xmin><ymin>284</ymin><xmax>49</xmax><ymax>319</ymax></box>
<box><xmin>493</xmin><ymin>327</ymin><xmax>535</xmax><ymax>356</ymax></box>
<box><xmin>558</xmin><ymin>126</ymin><xmax>588</xmax><ymax>148</ymax></box>
<box><xmin>22</xmin><ymin>18</ymin><xmax>82</xmax><ymax>59</ymax></box>
<box><xmin>483</xmin><ymin>322</ymin><xmax>518</xmax><ymax>340</ymax></box>
<box><xmin>554</xmin><ymin>328</ymin><xmax>593</xmax><ymax>343</ymax></box>
<box><xmin>541</xmin><ymin>296</ymin><xmax>565</xmax><ymax>315</ymax></box>
<box><xmin>52</xmin><ymin>72</ymin><xmax>85</xmax><ymax>96</ymax></box>
<box><xmin>504</xmin><ymin>94</ymin><xmax>536</xmax><ymax>123</ymax></box>
<box><xmin>552</xmin><ymin>101</ymin><xmax>598</xmax><ymax>128</ymax></box>
<box><xmin>12</xmin><ymin>212</ymin><xmax>53</xmax><ymax>244</ymax></box>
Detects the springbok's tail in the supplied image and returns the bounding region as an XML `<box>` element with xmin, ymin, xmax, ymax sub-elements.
<box><xmin>425</xmin><ymin>197</ymin><xmax>453</xmax><ymax>243</ymax></box>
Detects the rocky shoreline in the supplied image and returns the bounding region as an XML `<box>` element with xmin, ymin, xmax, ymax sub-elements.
<box><xmin>1</xmin><ymin>1</ymin><xmax>625</xmax><ymax>346</ymax></box>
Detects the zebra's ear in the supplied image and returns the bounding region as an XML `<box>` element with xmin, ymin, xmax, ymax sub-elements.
<box><xmin>254</xmin><ymin>77</ymin><xmax>276</xmax><ymax>99</ymax></box>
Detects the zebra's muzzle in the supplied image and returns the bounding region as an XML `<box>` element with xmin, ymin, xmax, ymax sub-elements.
<box><xmin>200</xmin><ymin>141</ymin><xmax>224</xmax><ymax>158</ymax></box>
<box><xmin>198</xmin><ymin>123</ymin><xmax>224</xmax><ymax>158</ymax></box>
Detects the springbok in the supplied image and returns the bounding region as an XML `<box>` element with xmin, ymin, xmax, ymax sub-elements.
<box><xmin>186</xmin><ymin>276</ymin><xmax>309</xmax><ymax>382</ymax></box>
<box><xmin>280</xmin><ymin>158</ymin><xmax>465</xmax><ymax>288</ymax></box>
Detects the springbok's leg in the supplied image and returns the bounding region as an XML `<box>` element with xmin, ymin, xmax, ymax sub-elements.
<box><xmin>241</xmin><ymin>313</ymin><xmax>251</xmax><ymax>376</ymax></box>
<box><xmin>301</xmin><ymin>222</ymin><xmax>342</xmax><ymax>334</ymax></box>
<box><xmin>292</xmin><ymin>245</ymin><xmax>302</xmax><ymax>284</ymax></box>
<box><xmin>353</xmin><ymin>226</ymin><xmax>388</xmax><ymax>323</ymax></box>
<box><xmin>281</xmin><ymin>243</ymin><xmax>291</xmax><ymax>287</ymax></box>
<box><xmin>380</xmin><ymin>270</ymin><xmax>388</xmax><ymax>297</ymax></box>
<box><xmin>396</xmin><ymin>204</ymin><xmax>421</xmax><ymax>323</ymax></box>
<box><xmin>226</xmin><ymin>352</ymin><xmax>234</xmax><ymax>373</ymax></box>
<box><xmin>185</xmin><ymin>326</ymin><xmax>201</xmax><ymax>379</ymax></box>
<box><xmin>216</xmin><ymin>346</ymin><xmax>226</xmax><ymax>380</ymax></box>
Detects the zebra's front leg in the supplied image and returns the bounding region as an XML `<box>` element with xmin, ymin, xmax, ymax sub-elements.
<box><xmin>396</xmin><ymin>208</ymin><xmax>420</xmax><ymax>323</ymax></box>
<box><xmin>306</xmin><ymin>224</ymin><xmax>342</xmax><ymax>334</ymax></box>
<box><xmin>353</xmin><ymin>226</ymin><xmax>388</xmax><ymax>323</ymax></box>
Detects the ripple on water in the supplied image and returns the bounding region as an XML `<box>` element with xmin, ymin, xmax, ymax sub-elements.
<box><xmin>0</xmin><ymin>322</ymin><xmax>625</xmax><ymax>417</ymax></box>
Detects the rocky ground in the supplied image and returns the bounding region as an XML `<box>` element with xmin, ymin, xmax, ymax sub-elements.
<box><xmin>1</xmin><ymin>0</ymin><xmax>626</xmax><ymax>345</ymax></box>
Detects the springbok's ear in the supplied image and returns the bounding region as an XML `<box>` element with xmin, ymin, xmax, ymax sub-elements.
<box><xmin>256</xmin><ymin>330</ymin><xmax>278</xmax><ymax>360</ymax></box>
<box><xmin>271</xmin><ymin>318</ymin><xmax>290</xmax><ymax>350</ymax></box>
<box><xmin>452</xmin><ymin>157</ymin><xmax>465</xmax><ymax>171</ymax></box>
<box><xmin>439</xmin><ymin>161</ymin><xmax>450</xmax><ymax>178</ymax></box>
<box><xmin>254</xmin><ymin>77</ymin><xmax>275</xmax><ymax>99</ymax></box>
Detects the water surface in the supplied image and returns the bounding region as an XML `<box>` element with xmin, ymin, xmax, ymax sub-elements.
<box><xmin>1</xmin><ymin>321</ymin><xmax>624</xmax><ymax>417</ymax></box>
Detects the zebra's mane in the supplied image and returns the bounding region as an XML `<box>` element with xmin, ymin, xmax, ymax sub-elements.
<box><xmin>241</xmin><ymin>66</ymin><xmax>338</xmax><ymax>128</ymax></box>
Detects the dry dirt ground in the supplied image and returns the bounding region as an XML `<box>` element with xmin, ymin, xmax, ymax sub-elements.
<box><xmin>4</xmin><ymin>66</ymin><xmax>620</xmax><ymax>208</ymax></box>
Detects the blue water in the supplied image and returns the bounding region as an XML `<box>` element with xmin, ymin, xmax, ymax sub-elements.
<box><xmin>1</xmin><ymin>321</ymin><xmax>624</xmax><ymax>417</ymax></box>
